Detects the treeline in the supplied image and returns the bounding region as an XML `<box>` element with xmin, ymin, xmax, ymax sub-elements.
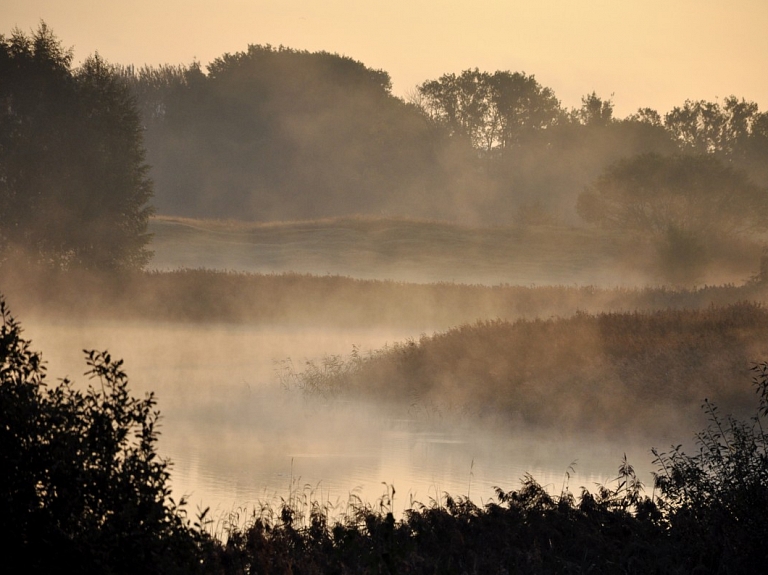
<box><xmin>124</xmin><ymin>53</ymin><xmax>768</xmax><ymax>224</ymax></box>
<box><xmin>3</xmin><ymin>23</ymin><xmax>768</xmax><ymax>276</ymax></box>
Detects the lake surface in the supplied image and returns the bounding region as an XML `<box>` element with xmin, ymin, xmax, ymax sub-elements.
<box><xmin>25</xmin><ymin>319</ymin><xmax>657</xmax><ymax>520</ymax></box>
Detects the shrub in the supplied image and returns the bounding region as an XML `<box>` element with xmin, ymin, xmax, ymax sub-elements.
<box><xmin>651</xmin><ymin>362</ymin><xmax>768</xmax><ymax>573</ymax></box>
<box><xmin>0</xmin><ymin>296</ymin><xmax>208</xmax><ymax>574</ymax></box>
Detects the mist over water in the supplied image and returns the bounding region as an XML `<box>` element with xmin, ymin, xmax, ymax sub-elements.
<box><xmin>23</xmin><ymin>318</ymin><xmax>654</xmax><ymax>518</ymax></box>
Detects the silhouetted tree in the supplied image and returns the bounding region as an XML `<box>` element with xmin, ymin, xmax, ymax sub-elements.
<box><xmin>0</xmin><ymin>295</ymin><xmax>209</xmax><ymax>573</ymax></box>
<box><xmin>127</xmin><ymin>45</ymin><xmax>456</xmax><ymax>221</ymax></box>
<box><xmin>664</xmin><ymin>97</ymin><xmax>768</xmax><ymax>187</ymax></box>
<box><xmin>0</xmin><ymin>23</ymin><xmax>153</xmax><ymax>271</ymax></box>
<box><xmin>577</xmin><ymin>153</ymin><xmax>768</xmax><ymax>237</ymax></box>
<box><xmin>573</xmin><ymin>91</ymin><xmax>614</xmax><ymax>126</ymax></box>
<box><xmin>416</xmin><ymin>69</ymin><xmax>563</xmax><ymax>155</ymax></box>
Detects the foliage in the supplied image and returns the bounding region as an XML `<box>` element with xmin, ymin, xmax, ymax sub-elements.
<box><xmin>573</xmin><ymin>91</ymin><xmax>614</xmax><ymax>126</ymax></box>
<box><xmin>663</xmin><ymin>96</ymin><xmax>768</xmax><ymax>189</ymax></box>
<box><xmin>578</xmin><ymin>153</ymin><xmax>768</xmax><ymax>238</ymax></box>
<box><xmin>651</xmin><ymin>363</ymin><xmax>768</xmax><ymax>572</ymax></box>
<box><xmin>194</xmin><ymin>356</ymin><xmax>768</xmax><ymax>574</ymax></box>
<box><xmin>0</xmin><ymin>23</ymin><xmax>153</xmax><ymax>271</ymax></box>
<box><xmin>665</xmin><ymin>97</ymin><xmax>765</xmax><ymax>156</ymax></box>
<box><xmin>0</xmin><ymin>296</ymin><xmax>208</xmax><ymax>573</ymax></box>
<box><xmin>416</xmin><ymin>68</ymin><xmax>563</xmax><ymax>154</ymax></box>
<box><xmin>125</xmin><ymin>45</ymin><xmax>455</xmax><ymax>221</ymax></box>
<box><xmin>280</xmin><ymin>303</ymin><xmax>768</xmax><ymax>435</ymax></box>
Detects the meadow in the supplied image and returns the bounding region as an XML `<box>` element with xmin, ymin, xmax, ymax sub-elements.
<box><xmin>148</xmin><ymin>215</ymin><xmax>762</xmax><ymax>287</ymax></box>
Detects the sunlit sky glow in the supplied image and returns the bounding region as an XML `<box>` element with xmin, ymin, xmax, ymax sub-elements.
<box><xmin>4</xmin><ymin>0</ymin><xmax>768</xmax><ymax>116</ymax></box>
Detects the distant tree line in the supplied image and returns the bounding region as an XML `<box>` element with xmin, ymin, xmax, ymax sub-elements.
<box><xmin>124</xmin><ymin>58</ymin><xmax>768</xmax><ymax>227</ymax></box>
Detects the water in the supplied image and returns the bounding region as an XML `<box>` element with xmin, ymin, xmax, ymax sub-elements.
<box><xmin>24</xmin><ymin>319</ymin><xmax>655</xmax><ymax>520</ymax></box>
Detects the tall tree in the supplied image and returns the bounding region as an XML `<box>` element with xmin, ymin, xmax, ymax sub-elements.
<box><xmin>574</xmin><ymin>92</ymin><xmax>614</xmax><ymax>126</ymax></box>
<box><xmin>664</xmin><ymin>97</ymin><xmax>768</xmax><ymax>188</ymax></box>
<box><xmin>489</xmin><ymin>70</ymin><xmax>563</xmax><ymax>152</ymax></box>
<box><xmin>416</xmin><ymin>69</ymin><xmax>563</xmax><ymax>155</ymax></box>
<box><xmin>0</xmin><ymin>24</ymin><xmax>153</xmax><ymax>271</ymax></box>
<box><xmin>417</xmin><ymin>68</ymin><xmax>498</xmax><ymax>152</ymax></box>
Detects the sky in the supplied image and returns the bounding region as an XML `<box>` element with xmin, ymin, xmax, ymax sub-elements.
<box><xmin>4</xmin><ymin>0</ymin><xmax>768</xmax><ymax>117</ymax></box>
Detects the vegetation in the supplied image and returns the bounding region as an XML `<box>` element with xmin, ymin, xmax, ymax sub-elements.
<box><xmin>119</xmin><ymin>45</ymin><xmax>768</xmax><ymax>226</ymax></box>
<box><xmin>0</xmin><ymin>296</ymin><xmax>209</xmax><ymax>573</ymax></box>
<box><xmin>0</xmin><ymin>24</ymin><xmax>153</xmax><ymax>271</ymax></box>
<box><xmin>208</xmin><ymin>360</ymin><xmax>768</xmax><ymax>574</ymax></box>
<box><xmin>4</xmin><ymin>22</ymin><xmax>768</xmax><ymax>573</ymax></box>
<box><xmin>415</xmin><ymin>69</ymin><xmax>563</xmax><ymax>153</ymax></box>
<box><xmin>279</xmin><ymin>302</ymin><xmax>768</xmax><ymax>436</ymax></box>
<box><xmin>4</xmin><ymin>293</ymin><xmax>768</xmax><ymax>573</ymax></box>
<box><xmin>5</xmin><ymin>258</ymin><xmax>768</xmax><ymax>330</ymax></box>
<box><xmin>122</xmin><ymin>45</ymin><xmax>455</xmax><ymax>222</ymax></box>
<box><xmin>577</xmin><ymin>153</ymin><xmax>768</xmax><ymax>282</ymax></box>
<box><xmin>2</xmin><ymin>24</ymin><xmax>766</xmax><ymax>279</ymax></box>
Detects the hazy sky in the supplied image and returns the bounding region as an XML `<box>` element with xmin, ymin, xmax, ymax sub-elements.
<box><xmin>4</xmin><ymin>0</ymin><xmax>767</xmax><ymax>117</ymax></box>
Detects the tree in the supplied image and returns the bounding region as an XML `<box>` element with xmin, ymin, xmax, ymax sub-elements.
<box><xmin>489</xmin><ymin>70</ymin><xmax>563</xmax><ymax>152</ymax></box>
<box><xmin>125</xmin><ymin>45</ymin><xmax>459</xmax><ymax>221</ymax></box>
<box><xmin>577</xmin><ymin>152</ymin><xmax>768</xmax><ymax>238</ymax></box>
<box><xmin>574</xmin><ymin>91</ymin><xmax>614</xmax><ymax>126</ymax></box>
<box><xmin>0</xmin><ymin>23</ymin><xmax>153</xmax><ymax>271</ymax></box>
<box><xmin>0</xmin><ymin>295</ymin><xmax>207</xmax><ymax>573</ymax></box>
<box><xmin>663</xmin><ymin>97</ymin><xmax>768</xmax><ymax>187</ymax></box>
<box><xmin>416</xmin><ymin>69</ymin><xmax>563</xmax><ymax>155</ymax></box>
<box><xmin>417</xmin><ymin>68</ymin><xmax>498</xmax><ymax>152</ymax></box>
<box><xmin>664</xmin><ymin>97</ymin><xmax>754</xmax><ymax>155</ymax></box>
<box><xmin>577</xmin><ymin>152</ymin><xmax>768</xmax><ymax>282</ymax></box>
<box><xmin>651</xmin><ymin>363</ymin><xmax>768</xmax><ymax>571</ymax></box>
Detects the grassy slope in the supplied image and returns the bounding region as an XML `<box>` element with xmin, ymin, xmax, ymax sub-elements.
<box><xmin>147</xmin><ymin>215</ymin><xmax>663</xmax><ymax>286</ymax></box>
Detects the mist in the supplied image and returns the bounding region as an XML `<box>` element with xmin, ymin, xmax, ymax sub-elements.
<box><xmin>20</xmin><ymin>316</ymin><xmax>658</xmax><ymax>518</ymax></box>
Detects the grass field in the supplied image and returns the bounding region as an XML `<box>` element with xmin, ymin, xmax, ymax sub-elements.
<box><xmin>150</xmin><ymin>215</ymin><xmax>748</xmax><ymax>287</ymax></box>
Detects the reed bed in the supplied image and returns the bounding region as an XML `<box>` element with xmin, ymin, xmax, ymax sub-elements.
<box><xmin>4</xmin><ymin>264</ymin><xmax>768</xmax><ymax>330</ymax></box>
<box><xmin>281</xmin><ymin>302</ymin><xmax>768</xmax><ymax>437</ymax></box>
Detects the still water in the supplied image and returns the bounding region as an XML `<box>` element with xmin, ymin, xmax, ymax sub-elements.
<box><xmin>25</xmin><ymin>319</ymin><xmax>655</xmax><ymax>519</ymax></box>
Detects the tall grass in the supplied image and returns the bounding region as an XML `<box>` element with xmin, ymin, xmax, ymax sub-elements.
<box><xmin>4</xmin><ymin>263</ymin><xmax>768</xmax><ymax>329</ymax></box>
<box><xmin>281</xmin><ymin>303</ymin><xmax>768</xmax><ymax>437</ymax></box>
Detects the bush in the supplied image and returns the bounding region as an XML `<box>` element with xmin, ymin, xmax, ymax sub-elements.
<box><xmin>651</xmin><ymin>362</ymin><xmax>768</xmax><ymax>573</ymax></box>
<box><xmin>0</xmin><ymin>296</ymin><xmax>207</xmax><ymax>574</ymax></box>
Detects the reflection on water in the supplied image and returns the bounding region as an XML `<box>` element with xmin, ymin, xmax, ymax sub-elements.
<box><xmin>24</xmin><ymin>319</ymin><xmax>655</xmax><ymax>518</ymax></box>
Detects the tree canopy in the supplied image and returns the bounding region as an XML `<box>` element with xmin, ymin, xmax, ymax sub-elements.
<box><xmin>416</xmin><ymin>69</ymin><xmax>563</xmax><ymax>154</ymax></box>
<box><xmin>126</xmin><ymin>45</ymin><xmax>461</xmax><ymax>221</ymax></box>
<box><xmin>576</xmin><ymin>152</ymin><xmax>768</xmax><ymax>239</ymax></box>
<box><xmin>0</xmin><ymin>23</ymin><xmax>153</xmax><ymax>271</ymax></box>
<box><xmin>114</xmin><ymin>40</ymin><xmax>768</xmax><ymax>226</ymax></box>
